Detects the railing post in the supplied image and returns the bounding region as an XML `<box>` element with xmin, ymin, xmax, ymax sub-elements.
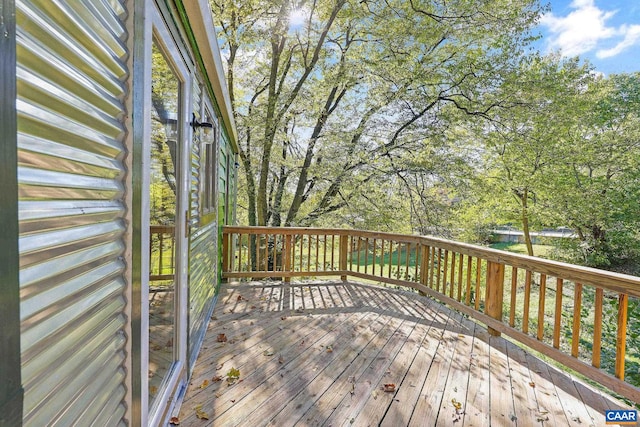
<box><xmin>222</xmin><ymin>231</ymin><xmax>230</xmax><ymax>278</ymax></box>
<box><xmin>616</xmin><ymin>293</ymin><xmax>628</xmax><ymax>380</ymax></box>
<box><xmin>339</xmin><ymin>235</ymin><xmax>348</xmax><ymax>281</ymax></box>
<box><xmin>284</xmin><ymin>234</ymin><xmax>292</xmax><ymax>283</ymax></box>
<box><xmin>485</xmin><ymin>261</ymin><xmax>505</xmax><ymax>336</ymax></box>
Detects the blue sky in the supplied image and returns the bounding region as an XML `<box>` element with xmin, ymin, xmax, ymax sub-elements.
<box><xmin>538</xmin><ymin>0</ymin><xmax>640</xmax><ymax>74</ymax></box>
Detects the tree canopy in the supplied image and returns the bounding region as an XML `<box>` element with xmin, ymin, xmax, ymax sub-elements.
<box><xmin>213</xmin><ymin>0</ymin><xmax>640</xmax><ymax>271</ymax></box>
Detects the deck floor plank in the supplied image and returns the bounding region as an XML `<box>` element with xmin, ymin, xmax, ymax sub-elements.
<box><xmin>462</xmin><ymin>324</ymin><xmax>491</xmax><ymax>427</ymax></box>
<box><xmin>176</xmin><ymin>280</ymin><xmax>633</xmax><ymax>427</ymax></box>
<box><xmin>406</xmin><ymin>310</ymin><xmax>463</xmax><ymax>427</ymax></box>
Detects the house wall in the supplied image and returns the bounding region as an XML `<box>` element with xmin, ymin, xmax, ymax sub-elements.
<box><xmin>11</xmin><ymin>0</ymin><xmax>238</xmax><ymax>425</ymax></box>
<box><xmin>16</xmin><ymin>1</ymin><xmax>130</xmax><ymax>425</ymax></box>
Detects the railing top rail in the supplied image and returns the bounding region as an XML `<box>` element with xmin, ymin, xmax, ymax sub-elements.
<box><xmin>223</xmin><ymin>225</ymin><xmax>640</xmax><ymax>296</ymax></box>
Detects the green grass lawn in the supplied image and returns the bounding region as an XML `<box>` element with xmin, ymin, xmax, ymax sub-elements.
<box><xmin>490</xmin><ymin>242</ymin><xmax>555</xmax><ymax>257</ymax></box>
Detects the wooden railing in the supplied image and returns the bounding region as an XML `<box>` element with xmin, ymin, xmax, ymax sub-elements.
<box><xmin>150</xmin><ymin>225</ymin><xmax>175</xmax><ymax>281</ymax></box>
<box><xmin>222</xmin><ymin>226</ymin><xmax>640</xmax><ymax>404</ymax></box>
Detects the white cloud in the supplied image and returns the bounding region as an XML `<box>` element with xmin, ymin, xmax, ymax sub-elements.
<box><xmin>540</xmin><ymin>0</ymin><xmax>640</xmax><ymax>59</ymax></box>
<box><xmin>597</xmin><ymin>24</ymin><xmax>640</xmax><ymax>58</ymax></box>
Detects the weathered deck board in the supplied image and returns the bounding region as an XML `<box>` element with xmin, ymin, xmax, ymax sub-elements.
<box><xmin>175</xmin><ymin>280</ymin><xmax>634</xmax><ymax>427</ymax></box>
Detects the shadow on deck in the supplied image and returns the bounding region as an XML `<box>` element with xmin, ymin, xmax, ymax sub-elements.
<box><xmin>176</xmin><ymin>280</ymin><xmax>632</xmax><ymax>426</ymax></box>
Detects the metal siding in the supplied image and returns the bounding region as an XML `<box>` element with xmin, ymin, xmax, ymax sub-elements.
<box><xmin>188</xmin><ymin>82</ymin><xmax>217</xmax><ymax>368</ymax></box>
<box><xmin>190</xmin><ymin>81</ymin><xmax>202</xmax><ymax>229</ymax></box>
<box><xmin>16</xmin><ymin>0</ymin><xmax>129</xmax><ymax>425</ymax></box>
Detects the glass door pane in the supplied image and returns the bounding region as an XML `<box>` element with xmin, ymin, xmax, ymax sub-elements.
<box><xmin>148</xmin><ymin>41</ymin><xmax>180</xmax><ymax>409</ymax></box>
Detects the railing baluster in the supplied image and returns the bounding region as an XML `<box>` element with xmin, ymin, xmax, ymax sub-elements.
<box><xmin>339</xmin><ymin>234</ymin><xmax>348</xmax><ymax>281</ymax></box>
<box><xmin>571</xmin><ymin>283</ymin><xmax>582</xmax><ymax>358</ymax></box>
<box><xmin>237</xmin><ymin>233</ymin><xmax>243</xmax><ymax>272</ymax></box>
<box><xmin>405</xmin><ymin>242</ymin><xmax>411</xmax><ymax>281</ymax></box>
<box><xmin>437</xmin><ymin>249</ymin><xmax>445</xmax><ymax>293</ymax></box>
<box><xmin>553</xmin><ymin>278</ymin><xmax>563</xmax><ymax>349</ymax></box>
<box><xmin>592</xmin><ymin>287</ymin><xmax>603</xmax><ymax>368</ymax></box>
<box><xmin>465</xmin><ymin>255</ymin><xmax>472</xmax><ymax>306</ymax></box>
<box><xmin>509</xmin><ymin>267</ymin><xmax>518</xmax><ymax>327</ymax></box>
<box><xmin>429</xmin><ymin>248</ymin><xmax>435</xmax><ymax>289</ymax></box>
<box><xmin>537</xmin><ymin>274</ymin><xmax>547</xmax><ymax>341</ymax></box>
<box><xmin>284</xmin><ymin>234</ymin><xmax>292</xmax><ymax>282</ymax></box>
<box><xmin>364</xmin><ymin>238</ymin><xmax>369</xmax><ymax>275</ymax></box>
<box><xmin>474</xmin><ymin>258</ymin><xmax>482</xmax><ymax>311</ymax></box>
<box><xmin>449</xmin><ymin>251</ymin><xmax>456</xmax><ymax>298</ymax></box>
<box><xmin>523</xmin><ymin>270</ymin><xmax>532</xmax><ymax>334</ymax></box>
<box><xmin>456</xmin><ymin>253</ymin><xmax>463</xmax><ymax>301</ymax></box>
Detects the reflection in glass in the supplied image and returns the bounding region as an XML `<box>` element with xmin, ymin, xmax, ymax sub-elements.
<box><xmin>148</xmin><ymin>41</ymin><xmax>179</xmax><ymax>409</ymax></box>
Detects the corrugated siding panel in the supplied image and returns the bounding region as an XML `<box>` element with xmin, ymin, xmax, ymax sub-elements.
<box><xmin>190</xmin><ymin>81</ymin><xmax>202</xmax><ymax>228</ymax></box>
<box><xmin>16</xmin><ymin>0</ymin><xmax>129</xmax><ymax>426</ymax></box>
<box><xmin>188</xmin><ymin>223</ymin><xmax>218</xmax><ymax>368</ymax></box>
<box><xmin>188</xmin><ymin>82</ymin><xmax>217</xmax><ymax>367</ymax></box>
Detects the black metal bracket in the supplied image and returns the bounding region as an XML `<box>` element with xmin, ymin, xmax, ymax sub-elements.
<box><xmin>191</xmin><ymin>113</ymin><xmax>213</xmax><ymax>129</ymax></box>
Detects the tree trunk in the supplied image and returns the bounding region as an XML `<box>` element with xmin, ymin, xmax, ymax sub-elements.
<box><xmin>520</xmin><ymin>187</ymin><xmax>535</xmax><ymax>256</ymax></box>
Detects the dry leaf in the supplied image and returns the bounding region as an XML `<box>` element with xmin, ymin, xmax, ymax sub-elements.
<box><xmin>149</xmin><ymin>386</ymin><xmax>158</xmax><ymax>395</ymax></box>
<box><xmin>212</xmin><ymin>375</ymin><xmax>223</xmax><ymax>382</ymax></box>
<box><xmin>217</xmin><ymin>333</ymin><xmax>228</xmax><ymax>342</ymax></box>
<box><xmin>326</xmin><ymin>345</ymin><xmax>333</xmax><ymax>353</ymax></box>
<box><xmin>216</xmin><ymin>363</ymin><xmax>224</xmax><ymax>370</ymax></box>
<box><xmin>169</xmin><ymin>416</ymin><xmax>180</xmax><ymax>425</ymax></box>
<box><xmin>200</xmin><ymin>380</ymin><xmax>209</xmax><ymax>389</ymax></box>
<box><xmin>383</xmin><ymin>383</ymin><xmax>396</xmax><ymax>392</ymax></box>
<box><xmin>529</xmin><ymin>382</ymin><xmax>535</xmax><ymax>388</ymax></box>
<box><xmin>451</xmin><ymin>398</ymin><xmax>463</xmax><ymax>411</ymax></box>
<box><xmin>237</xmin><ymin>295</ymin><xmax>244</xmax><ymax>301</ymax></box>
<box><xmin>195</xmin><ymin>408</ymin><xmax>209</xmax><ymax>420</ymax></box>
<box><xmin>263</xmin><ymin>349</ymin><xmax>274</xmax><ymax>356</ymax></box>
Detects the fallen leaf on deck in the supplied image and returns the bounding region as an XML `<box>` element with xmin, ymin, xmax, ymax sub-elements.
<box><xmin>216</xmin><ymin>363</ymin><xmax>224</xmax><ymax>370</ymax></box>
<box><xmin>215</xmin><ymin>392</ymin><xmax>222</xmax><ymax>398</ymax></box>
<box><xmin>383</xmin><ymin>383</ymin><xmax>396</xmax><ymax>392</ymax></box>
<box><xmin>217</xmin><ymin>333</ymin><xmax>228</xmax><ymax>342</ymax></box>
<box><xmin>200</xmin><ymin>380</ymin><xmax>209</xmax><ymax>389</ymax></box>
<box><xmin>237</xmin><ymin>295</ymin><xmax>244</xmax><ymax>301</ymax></box>
<box><xmin>226</xmin><ymin>367</ymin><xmax>240</xmax><ymax>385</ymax></box>
<box><xmin>529</xmin><ymin>382</ymin><xmax>535</xmax><ymax>388</ymax></box>
<box><xmin>263</xmin><ymin>349</ymin><xmax>274</xmax><ymax>356</ymax></box>
<box><xmin>169</xmin><ymin>416</ymin><xmax>180</xmax><ymax>425</ymax></box>
<box><xmin>212</xmin><ymin>375</ymin><xmax>223</xmax><ymax>382</ymax></box>
<box><xmin>195</xmin><ymin>408</ymin><xmax>209</xmax><ymax>420</ymax></box>
<box><xmin>278</xmin><ymin>354</ymin><xmax>284</xmax><ymax>364</ymax></box>
<box><xmin>149</xmin><ymin>386</ymin><xmax>158</xmax><ymax>395</ymax></box>
<box><xmin>326</xmin><ymin>345</ymin><xmax>333</xmax><ymax>353</ymax></box>
<box><xmin>451</xmin><ymin>398</ymin><xmax>463</xmax><ymax>412</ymax></box>
<box><xmin>372</xmin><ymin>390</ymin><xmax>379</xmax><ymax>400</ymax></box>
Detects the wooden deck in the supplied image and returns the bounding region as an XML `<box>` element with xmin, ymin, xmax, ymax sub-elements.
<box><xmin>175</xmin><ymin>280</ymin><xmax>633</xmax><ymax>426</ymax></box>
